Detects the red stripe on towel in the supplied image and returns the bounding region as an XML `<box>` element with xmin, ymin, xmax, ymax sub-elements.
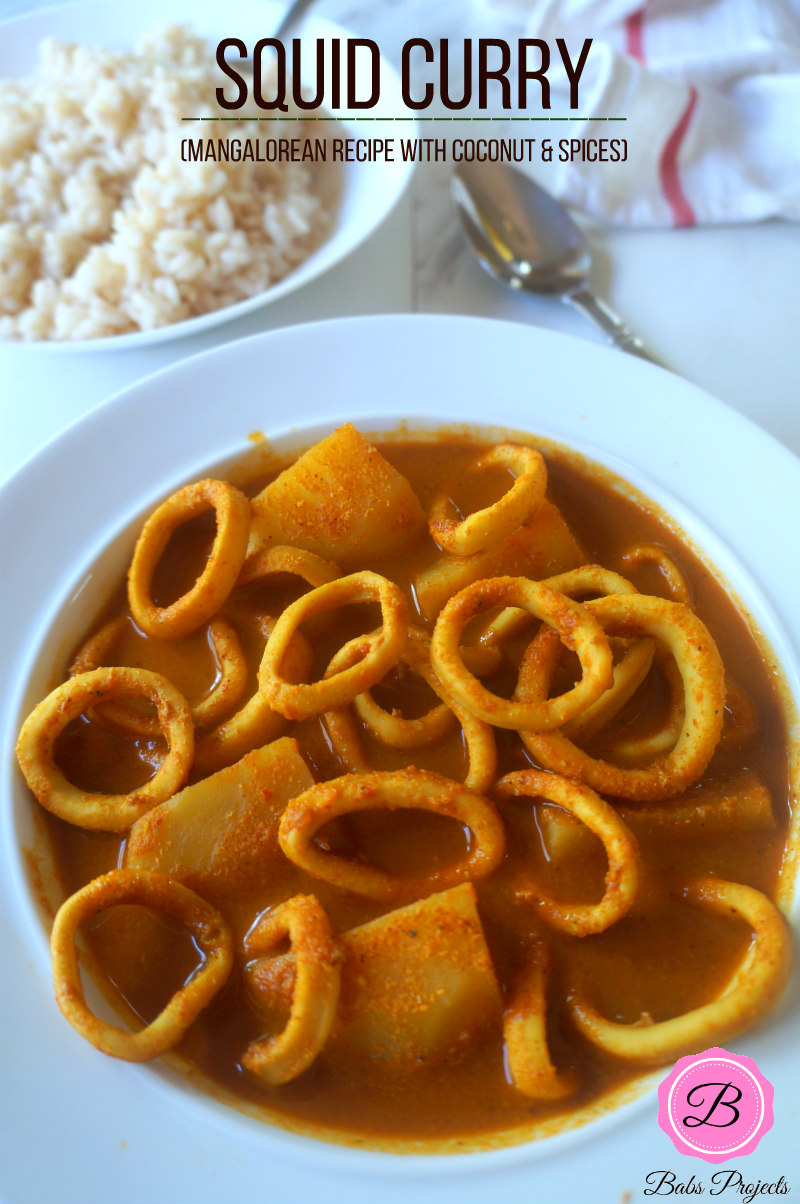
<box><xmin>659</xmin><ymin>86</ymin><xmax>698</xmax><ymax>227</ymax></box>
<box><xmin>625</xmin><ymin>9</ymin><xmax>646</xmax><ymax>62</ymax></box>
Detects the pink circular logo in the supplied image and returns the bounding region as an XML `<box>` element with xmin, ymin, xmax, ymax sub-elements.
<box><xmin>657</xmin><ymin>1047</ymin><xmax>774</xmax><ymax>1163</ymax></box>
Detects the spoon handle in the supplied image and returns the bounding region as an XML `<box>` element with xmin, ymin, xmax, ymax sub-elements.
<box><xmin>273</xmin><ymin>0</ymin><xmax>318</xmax><ymax>42</ymax></box>
<box><xmin>566</xmin><ymin>287</ymin><xmax>662</xmax><ymax>366</ymax></box>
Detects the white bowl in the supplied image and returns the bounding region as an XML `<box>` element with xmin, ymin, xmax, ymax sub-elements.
<box><xmin>0</xmin><ymin>0</ymin><xmax>414</xmax><ymax>352</ymax></box>
<box><xmin>1</xmin><ymin>316</ymin><xmax>797</xmax><ymax>1203</ymax></box>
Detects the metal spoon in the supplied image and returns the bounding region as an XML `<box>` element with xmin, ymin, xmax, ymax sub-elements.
<box><xmin>452</xmin><ymin>160</ymin><xmax>660</xmax><ymax>365</ymax></box>
<box><xmin>241</xmin><ymin>1</ymin><xmax>320</xmax><ymax>76</ymax></box>
<box><xmin>272</xmin><ymin>0</ymin><xmax>320</xmax><ymax>44</ymax></box>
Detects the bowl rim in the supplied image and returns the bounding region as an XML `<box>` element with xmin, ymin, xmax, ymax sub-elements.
<box><xmin>1</xmin><ymin>313</ymin><xmax>798</xmax><ymax>1190</ymax></box>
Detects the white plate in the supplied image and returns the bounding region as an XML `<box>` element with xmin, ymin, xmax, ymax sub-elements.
<box><xmin>0</xmin><ymin>0</ymin><xmax>413</xmax><ymax>352</ymax></box>
<box><xmin>1</xmin><ymin>316</ymin><xmax>798</xmax><ymax>1204</ymax></box>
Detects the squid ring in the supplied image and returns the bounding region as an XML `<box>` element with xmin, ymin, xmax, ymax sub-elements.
<box><xmin>569</xmin><ymin>877</ymin><xmax>791</xmax><ymax>1063</ymax></box>
<box><xmin>551</xmin><ymin>561</ymin><xmax>682</xmax><ymax>753</ymax></box>
<box><xmin>545</xmin><ymin>566</ymin><xmax>639</xmax><ymax>601</ymax></box>
<box><xmin>429</xmin><ymin>677</ymin><xmax>499</xmax><ymax>795</ymax></box>
<box><xmin>410</xmin><ymin>633</ymin><xmax>500</xmax><ymax>793</ymax></box>
<box><xmin>563</xmin><ymin>637</ymin><xmax>655</xmax><ymax>744</ymax></box>
<box><xmin>353</xmin><ymin>627</ymin><xmax>457</xmax><ymax>750</ymax></box>
<box><xmin>611</xmin><ymin>669</ymin><xmax>756</xmax><ymax>766</ymax></box>
<box><xmin>323</xmin><ymin>693</ymin><xmax>498</xmax><ymax>794</ymax></box>
<box><xmin>278</xmin><ymin>768</ymin><xmax>506</xmax><ymax>901</ymax></box>
<box><xmin>69</xmin><ymin>616</ymin><xmax>127</xmax><ymax>675</ymax></box>
<box><xmin>259</xmin><ymin>571</ymin><xmax>409</xmax><ymax>721</ymax></box>
<box><xmin>193</xmin><ymin>619</ymin><xmax>312</xmax><ymax>777</ymax></box>
<box><xmin>428</xmin><ymin>444</ymin><xmax>548</xmax><ymax>556</ymax></box>
<box><xmin>316</xmin><ymin>632</ymin><xmax>383</xmax><ymax>776</ymax></box>
<box><xmin>538</xmin><ymin>569</ymin><xmax>655</xmax><ymax>746</ymax></box>
<box><xmin>430</xmin><ymin>576</ymin><xmax>613</xmax><ymax>732</ymax></box>
<box><xmin>504</xmin><ymin>943</ymin><xmax>576</xmax><ymax>1100</ymax></box>
<box><xmin>323</xmin><ymin>631</ymin><xmax>497</xmax><ymax>793</ymax></box>
<box><xmin>605</xmin><ymin>648</ymin><xmax>684</xmax><ymax>764</ymax></box>
<box><xmin>497</xmin><ymin>769</ymin><xmax>641</xmax><ymax>936</ymax></box>
<box><xmin>243</xmin><ymin>894</ymin><xmax>342</xmax><ymax>1085</ymax></box>
<box><xmin>237</xmin><ymin>544</ymin><xmax>342</xmax><ymax>590</ymax></box>
<box><xmin>622</xmin><ymin>543</ymin><xmax>692</xmax><ymax>606</ymax></box>
<box><xmin>50</xmin><ymin>868</ymin><xmax>234</xmax><ymax>1062</ymax></box>
<box><xmin>69</xmin><ymin>616</ymin><xmax>248</xmax><ymax>737</ymax></box>
<box><xmin>470</xmin><ymin>566</ymin><xmax>639</xmax><ymax>648</ymax></box>
<box><xmin>16</xmin><ymin>667</ymin><xmax>193</xmax><ymax>831</ymax></box>
<box><xmin>128</xmin><ymin>479</ymin><xmax>251</xmax><ymax>639</ymax></box>
<box><xmin>518</xmin><ymin>594</ymin><xmax>725</xmax><ymax>801</ymax></box>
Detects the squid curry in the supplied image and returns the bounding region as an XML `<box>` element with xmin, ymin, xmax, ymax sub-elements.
<box><xmin>16</xmin><ymin>424</ymin><xmax>794</xmax><ymax>1148</ymax></box>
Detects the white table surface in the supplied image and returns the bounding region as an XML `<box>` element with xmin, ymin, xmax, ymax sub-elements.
<box><xmin>5</xmin><ymin>189</ymin><xmax>800</xmax><ymax>478</ymax></box>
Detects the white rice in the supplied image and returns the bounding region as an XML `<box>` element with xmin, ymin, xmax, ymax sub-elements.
<box><xmin>0</xmin><ymin>26</ymin><xmax>334</xmax><ymax>341</ymax></box>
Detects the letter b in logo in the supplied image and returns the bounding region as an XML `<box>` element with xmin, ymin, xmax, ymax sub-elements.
<box><xmin>682</xmin><ymin>1081</ymin><xmax>742</xmax><ymax>1128</ymax></box>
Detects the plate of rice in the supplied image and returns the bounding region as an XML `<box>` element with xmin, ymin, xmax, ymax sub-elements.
<box><xmin>0</xmin><ymin>0</ymin><xmax>414</xmax><ymax>349</ymax></box>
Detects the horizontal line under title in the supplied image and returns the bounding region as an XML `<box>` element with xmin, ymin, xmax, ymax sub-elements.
<box><xmin>182</xmin><ymin>115</ymin><xmax>626</xmax><ymax>123</ymax></box>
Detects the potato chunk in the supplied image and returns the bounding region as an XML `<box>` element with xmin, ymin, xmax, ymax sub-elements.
<box><xmin>335</xmin><ymin>882</ymin><xmax>501</xmax><ymax>1064</ymax></box>
<box><xmin>248</xmin><ymin>425</ymin><xmax>426</xmax><ymax>568</ymax></box>
<box><xmin>414</xmin><ymin>499</ymin><xmax>585</xmax><ymax>620</ymax></box>
<box><xmin>247</xmin><ymin>883</ymin><xmax>502</xmax><ymax>1067</ymax></box>
<box><xmin>125</xmin><ymin>738</ymin><xmax>314</xmax><ymax>893</ymax></box>
<box><xmin>540</xmin><ymin>768</ymin><xmax>775</xmax><ymax>862</ymax></box>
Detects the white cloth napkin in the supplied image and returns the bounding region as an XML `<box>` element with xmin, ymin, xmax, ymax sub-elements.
<box><xmin>502</xmin><ymin>0</ymin><xmax>800</xmax><ymax>226</ymax></box>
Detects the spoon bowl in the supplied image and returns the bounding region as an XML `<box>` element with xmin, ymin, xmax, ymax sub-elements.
<box><xmin>452</xmin><ymin>161</ymin><xmax>659</xmax><ymax>363</ymax></box>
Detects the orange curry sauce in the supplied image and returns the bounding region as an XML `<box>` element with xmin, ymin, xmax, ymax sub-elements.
<box><xmin>40</xmin><ymin>436</ymin><xmax>791</xmax><ymax>1148</ymax></box>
